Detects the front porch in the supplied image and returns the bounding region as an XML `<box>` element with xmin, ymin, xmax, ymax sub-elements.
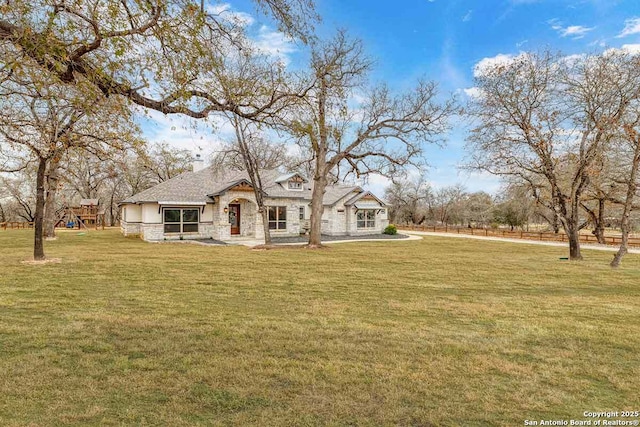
<box><xmin>215</xmin><ymin>195</ymin><xmax>264</xmax><ymax>241</ymax></box>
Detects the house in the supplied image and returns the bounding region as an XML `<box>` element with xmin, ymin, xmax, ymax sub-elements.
<box><xmin>119</xmin><ymin>164</ymin><xmax>389</xmax><ymax>242</ymax></box>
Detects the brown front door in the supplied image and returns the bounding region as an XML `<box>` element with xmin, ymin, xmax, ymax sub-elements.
<box><xmin>229</xmin><ymin>204</ymin><xmax>240</xmax><ymax>235</ymax></box>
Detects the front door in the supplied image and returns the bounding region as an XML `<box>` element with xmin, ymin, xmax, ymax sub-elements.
<box><xmin>229</xmin><ymin>204</ymin><xmax>240</xmax><ymax>235</ymax></box>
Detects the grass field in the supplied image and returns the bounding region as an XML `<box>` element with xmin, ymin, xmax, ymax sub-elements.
<box><xmin>1</xmin><ymin>229</ymin><xmax>639</xmax><ymax>426</ymax></box>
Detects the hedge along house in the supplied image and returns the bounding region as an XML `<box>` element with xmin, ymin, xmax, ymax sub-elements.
<box><xmin>119</xmin><ymin>164</ymin><xmax>389</xmax><ymax>242</ymax></box>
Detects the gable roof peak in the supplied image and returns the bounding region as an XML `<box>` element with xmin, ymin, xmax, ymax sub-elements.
<box><xmin>274</xmin><ymin>172</ymin><xmax>308</xmax><ymax>184</ymax></box>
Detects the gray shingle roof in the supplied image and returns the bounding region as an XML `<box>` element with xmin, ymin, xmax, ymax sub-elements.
<box><xmin>120</xmin><ymin>167</ymin><xmax>364</xmax><ymax>206</ymax></box>
<box><xmin>274</xmin><ymin>172</ymin><xmax>308</xmax><ymax>183</ymax></box>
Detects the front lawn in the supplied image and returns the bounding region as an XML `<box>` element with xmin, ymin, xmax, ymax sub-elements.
<box><xmin>1</xmin><ymin>230</ymin><xmax>639</xmax><ymax>426</ymax></box>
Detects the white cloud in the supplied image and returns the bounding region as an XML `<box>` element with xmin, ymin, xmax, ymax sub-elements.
<box><xmin>558</xmin><ymin>53</ymin><xmax>586</xmax><ymax>66</ymax></box>
<box><xmin>604</xmin><ymin>44</ymin><xmax>640</xmax><ymax>56</ymax></box>
<box><xmin>473</xmin><ymin>53</ymin><xmax>519</xmax><ymax>77</ymax></box>
<box><xmin>617</xmin><ymin>17</ymin><xmax>640</xmax><ymax>38</ymax></box>
<box><xmin>204</xmin><ymin>3</ymin><xmax>296</xmax><ymax>66</ymax></box>
<box><xmin>253</xmin><ymin>25</ymin><xmax>297</xmax><ymax>66</ymax></box>
<box><xmin>548</xmin><ymin>19</ymin><xmax>594</xmax><ymax>39</ymax></box>
<box><xmin>206</xmin><ymin>3</ymin><xmax>255</xmax><ymax>27</ymax></box>
<box><xmin>621</xmin><ymin>44</ymin><xmax>640</xmax><ymax>54</ymax></box>
<box><xmin>562</xmin><ymin>25</ymin><xmax>594</xmax><ymax>38</ymax></box>
<box><xmin>463</xmin><ymin>87</ymin><xmax>484</xmax><ymax>98</ymax></box>
<box><xmin>462</xmin><ymin>10</ymin><xmax>472</xmax><ymax>22</ymax></box>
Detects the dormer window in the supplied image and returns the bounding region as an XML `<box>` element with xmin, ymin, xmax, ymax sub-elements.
<box><xmin>288</xmin><ymin>181</ymin><xmax>303</xmax><ymax>190</ymax></box>
<box><xmin>276</xmin><ymin>172</ymin><xmax>308</xmax><ymax>190</ymax></box>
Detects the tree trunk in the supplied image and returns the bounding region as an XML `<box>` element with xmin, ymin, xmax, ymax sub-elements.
<box><xmin>308</xmin><ymin>173</ymin><xmax>327</xmax><ymax>248</ymax></box>
<box><xmin>565</xmin><ymin>221</ymin><xmax>582</xmax><ymax>261</ymax></box>
<box><xmin>562</xmin><ymin>188</ymin><xmax>584</xmax><ymax>261</ymax></box>
<box><xmin>611</xmin><ymin>140</ymin><xmax>640</xmax><ymax>268</ymax></box>
<box><xmin>44</xmin><ymin>158</ymin><xmax>61</xmax><ymax>238</ymax></box>
<box><xmin>594</xmin><ymin>198</ymin><xmax>606</xmax><ymax>244</ymax></box>
<box><xmin>610</xmin><ymin>222</ymin><xmax>629</xmax><ymax>268</ymax></box>
<box><xmin>568</xmin><ymin>231</ymin><xmax>582</xmax><ymax>260</ymax></box>
<box><xmin>583</xmin><ymin>199</ymin><xmax>606</xmax><ymax>244</ymax></box>
<box><xmin>33</xmin><ymin>157</ymin><xmax>48</xmax><ymax>260</ymax></box>
<box><xmin>109</xmin><ymin>189</ymin><xmax>116</xmax><ymax>226</ymax></box>
<box><xmin>259</xmin><ymin>207</ymin><xmax>271</xmax><ymax>245</ymax></box>
<box><xmin>307</xmin><ymin>75</ymin><xmax>329</xmax><ymax>249</ymax></box>
<box><xmin>552</xmin><ymin>211</ymin><xmax>560</xmax><ymax>234</ymax></box>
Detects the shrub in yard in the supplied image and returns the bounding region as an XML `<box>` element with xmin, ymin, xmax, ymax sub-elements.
<box><xmin>383</xmin><ymin>224</ymin><xmax>398</xmax><ymax>235</ymax></box>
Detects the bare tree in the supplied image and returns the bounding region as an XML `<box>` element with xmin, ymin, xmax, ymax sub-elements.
<box><xmin>384</xmin><ymin>175</ymin><xmax>432</xmax><ymax>225</ymax></box>
<box><xmin>287</xmin><ymin>31</ymin><xmax>455</xmax><ymax>247</ymax></box>
<box><xmin>227</xmin><ymin>117</ymin><xmax>288</xmax><ymax>244</ymax></box>
<box><xmin>493</xmin><ymin>183</ymin><xmax>534</xmax><ymax>231</ymax></box>
<box><xmin>467</xmin><ymin>51</ymin><xmax>640</xmax><ymax>260</ymax></box>
<box><xmin>610</xmin><ymin>134</ymin><xmax>640</xmax><ymax>267</ymax></box>
<box><xmin>463</xmin><ymin>192</ymin><xmax>494</xmax><ymax>227</ymax></box>
<box><xmin>141</xmin><ymin>143</ymin><xmax>193</xmax><ymax>184</ymax></box>
<box><xmin>0</xmin><ymin>68</ymin><xmax>140</xmax><ymax>259</ymax></box>
<box><xmin>608</xmin><ymin>54</ymin><xmax>640</xmax><ymax>266</ymax></box>
<box><xmin>212</xmin><ymin>134</ymin><xmax>290</xmax><ymax>172</ymax></box>
<box><xmin>0</xmin><ymin>173</ymin><xmax>36</xmax><ymax>222</ymax></box>
<box><xmin>433</xmin><ymin>184</ymin><xmax>466</xmax><ymax>226</ymax></box>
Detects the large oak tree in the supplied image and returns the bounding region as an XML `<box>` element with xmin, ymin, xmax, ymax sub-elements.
<box><xmin>288</xmin><ymin>31</ymin><xmax>455</xmax><ymax>247</ymax></box>
<box><xmin>467</xmin><ymin>51</ymin><xmax>640</xmax><ymax>260</ymax></box>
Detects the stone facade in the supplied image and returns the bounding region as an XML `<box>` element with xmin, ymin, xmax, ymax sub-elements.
<box><xmin>119</xmin><ymin>173</ymin><xmax>388</xmax><ymax>242</ymax></box>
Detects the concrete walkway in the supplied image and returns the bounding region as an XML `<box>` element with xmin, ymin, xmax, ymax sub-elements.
<box><xmin>227</xmin><ymin>234</ymin><xmax>423</xmax><ymax>247</ymax></box>
<box><xmin>403</xmin><ymin>230</ymin><xmax>640</xmax><ymax>254</ymax></box>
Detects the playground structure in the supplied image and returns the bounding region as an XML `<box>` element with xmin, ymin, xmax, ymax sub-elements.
<box><xmin>56</xmin><ymin>199</ymin><xmax>105</xmax><ymax>230</ymax></box>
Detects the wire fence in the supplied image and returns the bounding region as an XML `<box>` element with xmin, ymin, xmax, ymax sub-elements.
<box><xmin>397</xmin><ymin>224</ymin><xmax>640</xmax><ymax>248</ymax></box>
<box><xmin>0</xmin><ymin>222</ymin><xmax>34</xmax><ymax>230</ymax></box>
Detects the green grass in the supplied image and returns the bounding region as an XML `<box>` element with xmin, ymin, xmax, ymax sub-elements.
<box><xmin>1</xmin><ymin>229</ymin><xmax>639</xmax><ymax>426</ymax></box>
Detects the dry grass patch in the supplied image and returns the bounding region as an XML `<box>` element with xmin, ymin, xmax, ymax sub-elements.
<box><xmin>20</xmin><ymin>257</ymin><xmax>62</xmax><ymax>265</ymax></box>
<box><xmin>0</xmin><ymin>229</ymin><xmax>639</xmax><ymax>426</ymax></box>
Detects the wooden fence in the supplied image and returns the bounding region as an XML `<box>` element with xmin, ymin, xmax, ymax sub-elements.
<box><xmin>0</xmin><ymin>222</ymin><xmax>34</xmax><ymax>230</ymax></box>
<box><xmin>397</xmin><ymin>224</ymin><xmax>640</xmax><ymax>248</ymax></box>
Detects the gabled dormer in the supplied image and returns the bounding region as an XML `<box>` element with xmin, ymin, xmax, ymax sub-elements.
<box><xmin>275</xmin><ymin>172</ymin><xmax>308</xmax><ymax>191</ymax></box>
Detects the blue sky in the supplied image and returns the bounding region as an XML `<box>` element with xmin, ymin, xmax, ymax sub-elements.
<box><xmin>143</xmin><ymin>0</ymin><xmax>640</xmax><ymax>195</ymax></box>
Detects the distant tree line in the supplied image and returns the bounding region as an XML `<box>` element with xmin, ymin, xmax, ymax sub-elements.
<box><xmin>385</xmin><ymin>176</ymin><xmax>639</xmax><ymax>233</ymax></box>
<box><xmin>0</xmin><ymin>143</ymin><xmax>193</xmax><ymax>229</ymax></box>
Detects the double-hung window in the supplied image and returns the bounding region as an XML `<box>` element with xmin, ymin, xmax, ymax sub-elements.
<box><xmin>164</xmin><ymin>208</ymin><xmax>199</xmax><ymax>233</ymax></box>
<box><xmin>356</xmin><ymin>209</ymin><xmax>376</xmax><ymax>229</ymax></box>
<box><xmin>268</xmin><ymin>206</ymin><xmax>287</xmax><ymax>230</ymax></box>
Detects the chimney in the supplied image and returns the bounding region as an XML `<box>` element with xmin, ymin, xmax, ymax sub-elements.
<box><xmin>192</xmin><ymin>153</ymin><xmax>204</xmax><ymax>172</ymax></box>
